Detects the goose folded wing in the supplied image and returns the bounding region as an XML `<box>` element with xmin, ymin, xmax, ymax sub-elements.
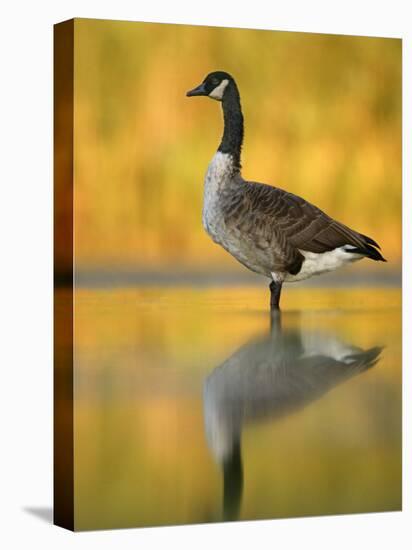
<box><xmin>284</xmin><ymin>192</ymin><xmax>384</xmax><ymax>260</ymax></box>
<box><xmin>247</xmin><ymin>183</ymin><xmax>384</xmax><ymax>260</ymax></box>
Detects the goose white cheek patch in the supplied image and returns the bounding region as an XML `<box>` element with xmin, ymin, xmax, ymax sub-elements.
<box><xmin>209</xmin><ymin>79</ymin><xmax>229</xmax><ymax>100</ymax></box>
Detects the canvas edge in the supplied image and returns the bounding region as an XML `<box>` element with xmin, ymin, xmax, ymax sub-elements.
<box><xmin>53</xmin><ymin>18</ymin><xmax>75</xmax><ymax>532</ymax></box>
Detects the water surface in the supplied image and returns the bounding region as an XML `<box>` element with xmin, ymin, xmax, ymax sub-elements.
<box><xmin>70</xmin><ymin>287</ymin><xmax>401</xmax><ymax>530</ymax></box>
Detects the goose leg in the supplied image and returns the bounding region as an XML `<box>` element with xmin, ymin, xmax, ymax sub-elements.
<box><xmin>269</xmin><ymin>280</ymin><xmax>282</xmax><ymax>311</ymax></box>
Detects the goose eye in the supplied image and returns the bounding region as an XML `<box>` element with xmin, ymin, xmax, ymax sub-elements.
<box><xmin>211</xmin><ymin>78</ymin><xmax>220</xmax><ymax>86</ymax></box>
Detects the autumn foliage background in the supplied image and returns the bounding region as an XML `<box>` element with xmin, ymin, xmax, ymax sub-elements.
<box><xmin>71</xmin><ymin>19</ymin><xmax>401</xmax><ymax>273</ymax></box>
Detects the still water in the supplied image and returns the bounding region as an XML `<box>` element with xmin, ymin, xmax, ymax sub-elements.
<box><xmin>71</xmin><ymin>287</ymin><xmax>401</xmax><ymax>530</ymax></box>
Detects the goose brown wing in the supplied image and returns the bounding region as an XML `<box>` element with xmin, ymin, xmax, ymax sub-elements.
<box><xmin>245</xmin><ymin>182</ymin><xmax>385</xmax><ymax>261</ymax></box>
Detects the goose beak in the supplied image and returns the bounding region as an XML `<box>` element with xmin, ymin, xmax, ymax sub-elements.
<box><xmin>186</xmin><ymin>83</ymin><xmax>207</xmax><ymax>97</ymax></box>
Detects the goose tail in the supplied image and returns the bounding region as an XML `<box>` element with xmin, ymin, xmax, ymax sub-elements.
<box><xmin>349</xmin><ymin>233</ymin><xmax>387</xmax><ymax>262</ymax></box>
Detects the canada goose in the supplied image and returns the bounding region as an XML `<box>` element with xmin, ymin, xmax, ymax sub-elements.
<box><xmin>203</xmin><ymin>314</ymin><xmax>382</xmax><ymax>520</ymax></box>
<box><xmin>187</xmin><ymin>71</ymin><xmax>386</xmax><ymax>310</ymax></box>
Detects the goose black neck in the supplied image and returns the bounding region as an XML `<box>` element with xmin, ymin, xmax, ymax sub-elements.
<box><xmin>218</xmin><ymin>82</ymin><xmax>244</xmax><ymax>171</ymax></box>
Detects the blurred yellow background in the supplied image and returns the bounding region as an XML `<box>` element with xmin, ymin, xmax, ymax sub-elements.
<box><xmin>73</xmin><ymin>19</ymin><xmax>401</xmax><ymax>272</ymax></box>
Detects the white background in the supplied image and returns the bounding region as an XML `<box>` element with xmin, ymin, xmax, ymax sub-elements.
<box><xmin>0</xmin><ymin>0</ymin><xmax>410</xmax><ymax>548</ymax></box>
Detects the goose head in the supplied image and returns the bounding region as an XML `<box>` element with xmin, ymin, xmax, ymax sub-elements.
<box><xmin>186</xmin><ymin>71</ymin><xmax>234</xmax><ymax>101</ymax></box>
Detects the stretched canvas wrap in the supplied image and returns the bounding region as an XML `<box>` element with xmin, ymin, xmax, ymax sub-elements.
<box><xmin>54</xmin><ymin>18</ymin><xmax>402</xmax><ymax>531</ymax></box>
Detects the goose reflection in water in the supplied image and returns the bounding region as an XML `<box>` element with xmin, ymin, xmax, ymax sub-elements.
<box><xmin>203</xmin><ymin>314</ymin><xmax>382</xmax><ymax>521</ymax></box>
